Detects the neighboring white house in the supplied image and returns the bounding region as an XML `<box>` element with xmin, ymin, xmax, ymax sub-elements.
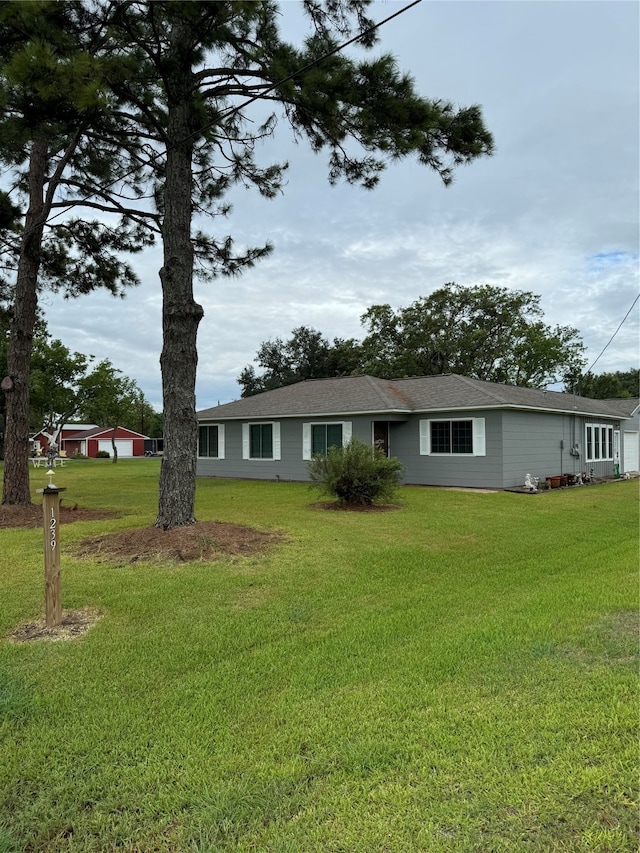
<box><xmin>607</xmin><ymin>398</ymin><xmax>640</xmax><ymax>474</ymax></box>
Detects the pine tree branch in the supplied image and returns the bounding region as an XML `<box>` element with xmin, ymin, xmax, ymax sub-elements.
<box><xmin>49</xmin><ymin>195</ymin><xmax>161</xmax><ymax>232</ymax></box>
<box><xmin>43</xmin><ymin>130</ymin><xmax>84</xmax><ymax>212</ymax></box>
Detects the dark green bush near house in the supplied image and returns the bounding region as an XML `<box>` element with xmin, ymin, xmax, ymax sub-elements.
<box><xmin>308</xmin><ymin>437</ymin><xmax>405</xmax><ymax>506</ymax></box>
<box><xmin>95</xmin><ymin>450</ymin><xmax>110</xmax><ymax>458</ymax></box>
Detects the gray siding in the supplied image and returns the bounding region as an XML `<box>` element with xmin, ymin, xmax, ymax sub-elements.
<box><xmin>198</xmin><ymin>416</ymin><xmax>374</xmax><ymax>482</ymax></box>
<box><xmin>502</xmin><ymin>411</ymin><xmax>579</xmax><ymax>486</ymax></box>
<box><xmin>392</xmin><ymin>411</ymin><xmax>504</xmax><ymax>489</ymax></box>
<box><xmin>197</xmin><ymin>408</ymin><xmax>626</xmax><ymax>488</ymax></box>
<box><xmin>502</xmin><ymin>410</ymin><xmax>623</xmax><ymax>483</ymax></box>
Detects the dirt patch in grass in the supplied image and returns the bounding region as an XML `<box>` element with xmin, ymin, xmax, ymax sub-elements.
<box><xmin>1</xmin><ymin>504</ymin><xmax>284</xmax><ymax>564</ymax></box>
<box><xmin>73</xmin><ymin>520</ymin><xmax>285</xmax><ymax>564</ymax></box>
<box><xmin>8</xmin><ymin>607</ymin><xmax>103</xmax><ymax>643</ymax></box>
<box><xmin>595</xmin><ymin>610</ymin><xmax>640</xmax><ymax>659</ymax></box>
<box><xmin>0</xmin><ymin>502</ymin><xmax>116</xmax><ymax>529</ymax></box>
<box><xmin>601</xmin><ymin>609</ymin><xmax>640</xmax><ymax>639</ymax></box>
<box><xmin>557</xmin><ymin>610</ymin><xmax>639</xmax><ymax>668</ymax></box>
<box><xmin>310</xmin><ymin>501</ymin><xmax>402</xmax><ymax>512</ymax></box>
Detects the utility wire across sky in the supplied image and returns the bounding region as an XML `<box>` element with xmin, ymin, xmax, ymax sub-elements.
<box><xmin>0</xmin><ymin>0</ymin><xmax>423</xmax><ymax>250</ymax></box>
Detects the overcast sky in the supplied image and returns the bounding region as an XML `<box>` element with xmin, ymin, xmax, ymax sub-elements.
<box><xmin>43</xmin><ymin>0</ymin><xmax>639</xmax><ymax>412</ymax></box>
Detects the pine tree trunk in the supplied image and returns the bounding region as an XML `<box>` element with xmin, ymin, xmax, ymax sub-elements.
<box><xmin>155</xmin><ymin>21</ymin><xmax>204</xmax><ymax>530</ymax></box>
<box><xmin>2</xmin><ymin>136</ymin><xmax>48</xmax><ymax>505</ymax></box>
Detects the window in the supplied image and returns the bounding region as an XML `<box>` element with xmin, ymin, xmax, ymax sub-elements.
<box><xmin>312</xmin><ymin>423</ymin><xmax>343</xmax><ymax>456</ymax></box>
<box><xmin>420</xmin><ymin>418</ymin><xmax>485</xmax><ymax>456</ymax></box>
<box><xmin>242</xmin><ymin>422</ymin><xmax>281</xmax><ymax>460</ymax></box>
<box><xmin>250</xmin><ymin>423</ymin><xmax>272</xmax><ymax>458</ymax></box>
<box><xmin>585</xmin><ymin>423</ymin><xmax>614</xmax><ymax>462</ymax></box>
<box><xmin>302</xmin><ymin>422</ymin><xmax>352</xmax><ymax>460</ymax></box>
<box><xmin>198</xmin><ymin>424</ymin><xmax>224</xmax><ymax>458</ymax></box>
<box><xmin>429</xmin><ymin>420</ymin><xmax>473</xmax><ymax>454</ymax></box>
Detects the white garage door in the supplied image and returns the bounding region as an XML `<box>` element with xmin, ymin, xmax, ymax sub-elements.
<box><xmin>98</xmin><ymin>439</ymin><xmax>133</xmax><ymax>457</ymax></box>
<box><xmin>623</xmin><ymin>432</ymin><xmax>639</xmax><ymax>473</ymax></box>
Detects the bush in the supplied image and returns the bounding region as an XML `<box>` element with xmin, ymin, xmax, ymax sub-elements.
<box><xmin>308</xmin><ymin>437</ymin><xmax>405</xmax><ymax>506</ymax></box>
<box><xmin>95</xmin><ymin>450</ymin><xmax>110</xmax><ymax>459</ymax></box>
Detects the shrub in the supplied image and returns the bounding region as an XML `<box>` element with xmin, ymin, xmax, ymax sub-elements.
<box><xmin>308</xmin><ymin>437</ymin><xmax>405</xmax><ymax>506</ymax></box>
<box><xmin>95</xmin><ymin>450</ymin><xmax>110</xmax><ymax>459</ymax></box>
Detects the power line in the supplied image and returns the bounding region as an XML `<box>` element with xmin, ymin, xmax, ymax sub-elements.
<box><xmin>199</xmin><ymin>0</ymin><xmax>424</xmax><ymax>144</ymax></box>
<box><xmin>584</xmin><ymin>292</ymin><xmax>640</xmax><ymax>375</ymax></box>
<box><xmin>1</xmin><ymin>0</ymin><xmax>423</xmax><ymax>250</ymax></box>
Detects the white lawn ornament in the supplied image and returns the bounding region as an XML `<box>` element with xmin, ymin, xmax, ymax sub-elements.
<box><xmin>40</xmin><ymin>424</ymin><xmax>62</xmax><ymax>451</ymax></box>
<box><xmin>524</xmin><ymin>473</ymin><xmax>539</xmax><ymax>492</ymax></box>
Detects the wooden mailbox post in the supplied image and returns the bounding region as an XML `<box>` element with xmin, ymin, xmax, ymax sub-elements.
<box><xmin>37</xmin><ymin>476</ymin><xmax>66</xmax><ymax>628</ymax></box>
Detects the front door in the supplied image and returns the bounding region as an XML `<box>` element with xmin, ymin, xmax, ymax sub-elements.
<box><xmin>373</xmin><ymin>421</ymin><xmax>389</xmax><ymax>456</ymax></box>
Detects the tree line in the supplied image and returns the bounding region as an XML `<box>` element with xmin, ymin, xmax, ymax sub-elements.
<box><xmin>0</xmin><ymin>1</ymin><xmax>494</xmax><ymax>525</ymax></box>
<box><xmin>238</xmin><ymin>283</ymin><xmax>638</xmax><ymax>399</ymax></box>
<box><xmin>0</xmin><ymin>311</ymin><xmax>162</xmax><ymax>459</ymax></box>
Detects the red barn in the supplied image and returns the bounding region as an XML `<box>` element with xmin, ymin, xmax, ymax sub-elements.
<box><xmin>63</xmin><ymin>426</ymin><xmax>149</xmax><ymax>458</ymax></box>
<box><xmin>31</xmin><ymin>424</ymin><xmax>98</xmax><ymax>455</ymax></box>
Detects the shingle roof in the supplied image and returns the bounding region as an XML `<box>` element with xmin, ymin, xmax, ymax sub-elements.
<box><xmin>601</xmin><ymin>398</ymin><xmax>640</xmax><ymax>418</ymax></box>
<box><xmin>198</xmin><ymin>374</ymin><xmax>638</xmax><ymax>421</ymax></box>
<box><xmin>392</xmin><ymin>375</ymin><xmax>638</xmax><ymax>417</ymax></box>
<box><xmin>64</xmin><ymin>426</ymin><xmax>149</xmax><ymax>440</ymax></box>
<box><xmin>198</xmin><ymin>375</ymin><xmax>411</xmax><ymax>419</ymax></box>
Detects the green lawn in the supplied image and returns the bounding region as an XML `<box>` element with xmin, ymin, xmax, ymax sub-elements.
<box><xmin>0</xmin><ymin>460</ymin><xmax>638</xmax><ymax>852</ymax></box>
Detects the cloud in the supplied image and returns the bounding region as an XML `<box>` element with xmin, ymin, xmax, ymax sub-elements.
<box><xmin>38</xmin><ymin>0</ymin><xmax>638</xmax><ymax>410</ymax></box>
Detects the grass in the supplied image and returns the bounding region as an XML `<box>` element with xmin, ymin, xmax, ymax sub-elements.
<box><xmin>0</xmin><ymin>459</ymin><xmax>638</xmax><ymax>852</ymax></box>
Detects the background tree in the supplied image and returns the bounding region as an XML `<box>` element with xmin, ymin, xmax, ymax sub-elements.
<box><xmin>359</xmin><ymin>283</ymin><xmax>586</xmax><ymax>387</ymax></box>
<box><xmin>0</xmin><ymin>0</ymin><xmax>154</xmax><ymax>505</ymax></box>
<box><xmin>108</xmin><ymin>0</ymin><xmax>493</xmax><ymax>528</ymax></box>
<box><xmin>24</xmin><ymin>336</ymin><xmax>154</xmax><ymax>448</ymax></box>
<box><xmin>0</xmin><ymin>319</ymin><xmax>156</xmax><ymax>456</ymax></box>
<box><xmin>570</xmin><ymin>369</ymin><xmax>639</xmax><ymax>399</ymax></box>
<box><xmin>133</xmin><ymin>392</ymin><xmax>163</xmax><ymax>440</ymax></box>
<box><xmin>140</xmin><ymin>407</ymin><xmax>163</xmax><ymax>441</ymax></box>
<box><xmin>325</xmin><ymin>337</ymin><xmax>367</xmax><ymax>382</ymax></box>
<box><xmin>239</xmin><ymin>284</ymin><xmax>588</xmax><ymax>394</ymax></box>
<box><xmin>238</xmin><ymin>326</ymin><xmax>364</xmax><ymax>396</ymax></box>
<box><xmin>29</xmin><ymin>336</ymin><xmax>92</xmax><ymax>435</ymax></box>
<box><xmin>77</xmin><ymin>360</ymin><xmax>151</xmax><ymax>462</ymax></box>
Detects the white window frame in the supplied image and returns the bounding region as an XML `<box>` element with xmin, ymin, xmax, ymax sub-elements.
<box><xmin>302</xmin><ymin>421</ymin><xmax>352</xmax><ymax>460</ymax></box>
<box><xmin>585</xmin><ymin>423</ymin><xmax>614</xmax><ymax>462</ymax></box>
<box><xmin>419</xmin><ymin>417</ymin><xmax>486</xmax><ymax>456</ymax></box>
<box><xmin>198</xmin><ymin>423</ymin><xmax>225</xmax><ymax>459</ymax></box>
<box><xmin>242</xmin><ymin>422</ymin><xmax>281</xmax><ymax>460</ymax></box>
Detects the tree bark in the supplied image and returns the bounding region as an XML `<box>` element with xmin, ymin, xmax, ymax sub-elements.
<box><xmin>2</xmin><ymin>136</ymin><xmax>49</xmax><ymax>505</ymax></box>
<box><xmin>155</xmin><ymin>20</ymin><xmax>204</xmax><ymax>529</ymax></box>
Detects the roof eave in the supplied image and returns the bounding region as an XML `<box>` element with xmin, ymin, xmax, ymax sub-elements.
<box><xmin>200</xmin><ymin>407</ymin><xmax>412</xmax><ymax>421</ymax></box>
<box><xmin>413</xmin><ymin>403</ymin><xmax>625</xmax><ymax>418</ymax></box>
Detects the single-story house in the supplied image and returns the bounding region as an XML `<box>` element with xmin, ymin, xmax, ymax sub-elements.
<box><xmin>62</xmin><ymin>426</ymin><xmax>149</xmax><ymax>458</ymax></box>
<box><xmin>196</xmin><ymin>373</ymin><xmax>640</xmax><ymax>490</ymax></box>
